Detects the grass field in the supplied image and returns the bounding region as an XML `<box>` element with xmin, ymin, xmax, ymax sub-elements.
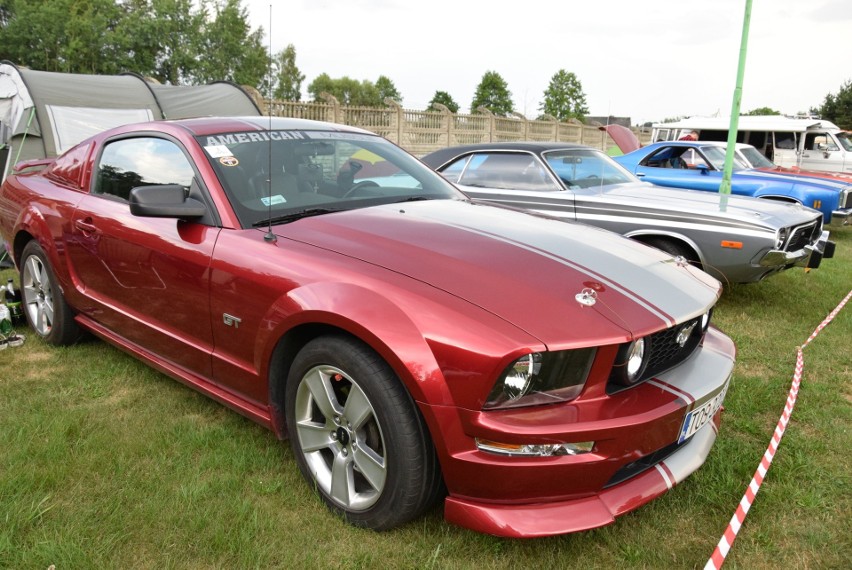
<box><xmin>1</xmin><ymin>227</ymin><xmax>850</xmax><ymax>569</ymax></box>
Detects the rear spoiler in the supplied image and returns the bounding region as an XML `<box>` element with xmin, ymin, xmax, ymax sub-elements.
<box><xmin>12</xmin><ymin>158</ymin><xmax>53</xmax><ymax>173</ymax></box>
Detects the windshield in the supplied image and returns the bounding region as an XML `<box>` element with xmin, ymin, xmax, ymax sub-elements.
<box><xmin>198</xmin><ymin>129</ymin><xmax>463</xmax><ymax>227</ymax></box>
<box><xmin>739</xmin><ymin>145</ymin><xmax>775</xmax><ymax>168</ymax></box>
<box><xmin>699</xmin><ymin>145</ymin><xmax>749</xmax><ymax>171</ymax></box>
<box><xmin>836</xmin><ymin>131</ymin><xmax>852</xmax><ymax>151</ymax></box>
<box><xmin>542</xmin><ymin>148</ymin><xmax>636</xmax><ymax>189</ymax></box>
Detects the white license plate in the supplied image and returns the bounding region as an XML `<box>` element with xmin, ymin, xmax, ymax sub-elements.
<box><xmin>678</xmin><ymin>379</ymin><xmax>730</xmax><ymax>443</ymax></box>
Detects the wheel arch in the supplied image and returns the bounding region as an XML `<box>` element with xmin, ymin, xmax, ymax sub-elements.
<box><xmin>626</xmin><ymin>231</ymin><xmax>706</xmax><ymax>269</ymax></box>
<box><xmin>262</xmin><ymin>284</ymin><xmax>457</xmax><ymax>440</ymax></box>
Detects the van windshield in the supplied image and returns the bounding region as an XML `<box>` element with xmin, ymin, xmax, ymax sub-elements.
<box><xmin>836</xmin><ymin>132</ymin><xmax>852</xmax><ymax>151</ymax></box>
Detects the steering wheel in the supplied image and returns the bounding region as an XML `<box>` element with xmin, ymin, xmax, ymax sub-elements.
<box><xmin>585</xmin><ymin>174</ymin><xmax>599</xmax><ymax>179</ymax></box>
<box><xmin>342</xmin><ymin>180</ymin><xmax>380</xmax><ymax>198</ymax></box>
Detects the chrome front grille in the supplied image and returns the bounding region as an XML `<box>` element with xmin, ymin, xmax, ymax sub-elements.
<box><xmin>785</xmin><ymin>221</ymin><xmax>819</xmax><ymax>252</ymax></box>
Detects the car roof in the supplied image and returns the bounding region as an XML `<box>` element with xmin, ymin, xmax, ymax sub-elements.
<box><xmin>422</xmin><ymin>141</ymin><xmax>589</xmax><ymax>167</ymax></box>
<box><xmin>163</xmin><ymin>116</ymin><xmax>376</xmax><ymax>137</ymax></box>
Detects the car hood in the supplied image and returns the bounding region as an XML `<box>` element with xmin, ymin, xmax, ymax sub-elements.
<box><xmin>599</xmin><ymin>181</ymin><xmax>822</xmax><ymax>230</ymax></box>
<box><xmin>274</xmin><ymin>200</ymin><xmax>720</xmax><ymax>348</ymax></box>
<box><xmin>734</xmin><ymin>169</ymin><xmax>847</xmax><ymax>190</ymax></box>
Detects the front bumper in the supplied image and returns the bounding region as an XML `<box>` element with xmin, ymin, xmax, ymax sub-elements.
<box><xmin>830</xmin><ymin>207</ymin><xmax>851</xmax><ymax>226</ymax></box>
<box><xmin>427</xmin><ymin>328</ymin><xmax>736</xmax><ymax>538</ymax></box>
<box><xmin>758</xmin><ymin>230</ymin><xmax>835</xmax><ymax>270</ymax></box>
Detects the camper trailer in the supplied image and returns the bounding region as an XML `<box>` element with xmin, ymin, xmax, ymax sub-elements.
<box><xmin>651</xmin><ymin>116</ymin><xmax>852</xmax><ymax>174</ymax></box>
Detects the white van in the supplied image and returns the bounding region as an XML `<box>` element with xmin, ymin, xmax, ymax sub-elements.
<box><xmin>651</xmin><ymin>116</ymin><xmax>852</xmax><ymax>174</ymax></box>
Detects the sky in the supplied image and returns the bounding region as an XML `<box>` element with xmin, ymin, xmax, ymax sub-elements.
<box><xmin>242</xmin><ymin>0</ymin><xmax>852</xmax><ymax>125</ymax></box>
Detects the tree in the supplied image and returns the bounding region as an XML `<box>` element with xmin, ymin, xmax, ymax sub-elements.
<box><xmin>428</xmin><ymin>90</ymin><xmax>459</xmax><ymax>113</ymax></box>
<box><xmin>272</xmin><ymin>44</ymin><xmax>305</xmax><ymax>101</ymax></box>
<box><xmin>745</xmin><ymin>106</ymin><xmax>780</xmax><ymax>116</ymax></box>
<box><xmin>0</xmin><ymin>0</ymin><xmax>269</xmax><ymax>87</ymax></box>
<box><xmin>470</xmin><ymin>71</ymin><xmax>513</xmax><ymax>116</ymax></box>
<box><xmin>307</xmin><ymin>74</ymin><xmax>400</xmax><ymax>107</ymax></box>
<box><xmin>375</xmin><ymin>75</ymin><xmax>402</xmax><ymax>105</ymax></box>
<box><xmin>817</xmin><ymin>79</ymin><xmax>852</xmax><ymax>129</ymax></box>
<box><xmin>539</xmin><ymin>69</ymin><xmax>588</xmax><ymax>121</ymax></box>
<box><xmin>0</xmin><ymin>0</ymin><xmax>126</xmax><ymax>74</ymax></box>
<box><xmin>194</xmin><ymin>0</ymin><xmax>269</xmax><ymax>87</ymax></box>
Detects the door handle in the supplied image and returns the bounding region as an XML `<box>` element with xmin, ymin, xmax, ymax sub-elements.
<box><xmin>636</xmin><ymin>172</ymin><xmax>646</xmax><ymax>178</ymax></box>
<box><xmin>74</xmin><ymin>218</ymin><xmax>98</xmax><ymax>235</ymax></box>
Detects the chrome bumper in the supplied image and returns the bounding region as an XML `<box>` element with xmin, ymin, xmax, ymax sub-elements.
<box><xmin>830</xmin><ymin>207</ymin><xmax>851</xmax><ymax>226</ymax></box>
<box><xmin>758</xmin><ymin>230</ymin><xmax>834</xmax><ymax>269</ymax></box>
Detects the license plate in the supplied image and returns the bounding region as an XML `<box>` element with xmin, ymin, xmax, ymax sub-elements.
<box><xmin>678</xmin><ymin>379</ymin><xmax>730</xmax><ymax>443</ymax></box>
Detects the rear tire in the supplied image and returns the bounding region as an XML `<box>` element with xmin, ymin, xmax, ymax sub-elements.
<box><xmin>285</xmin><ymin>334</ymin><xmax>443</xmax><ymax>530</ymax></box>
<box><xmin>19</xmin><ymin>241</ymin><xmax>81</xmax><ymax>345</ymax></box>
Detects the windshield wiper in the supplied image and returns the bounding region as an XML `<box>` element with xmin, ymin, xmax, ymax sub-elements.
<box><xmin>252</xmin><ymin>207</ymin><xmax>342</xmax><ymax>227</ymax></box>
<box><xmin>393</xmin><ymin>195</ymin><xmax>434</xmax><ymax>203</ymax></box>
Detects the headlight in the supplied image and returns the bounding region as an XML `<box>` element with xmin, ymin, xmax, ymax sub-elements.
<box><xmin>775</xmin><ymin>227</ymin><xmax>789</xmax><ymax>249</ymax></box>
<box><xmin>610</xmin><ymin>338</ymin><xmax>650</xmax><ymax>387</ymax></box>
<box><xmin>701</xmin><ymin>309</ymin><xmax>712</xmax><ymax>332</ymax></box>
<box><xmin>484</xmin><ymin>348</ymin><xmax>596</xmax><ymax>410</ymax></box>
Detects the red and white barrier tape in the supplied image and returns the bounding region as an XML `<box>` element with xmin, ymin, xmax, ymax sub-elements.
<box><xmin>705</xmin><ymin>288</ymin><xmax>852</xmax><ymax>570</ymax></box>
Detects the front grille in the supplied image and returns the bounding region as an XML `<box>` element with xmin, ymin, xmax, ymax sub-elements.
<box><xmin>607</xmin><ymin>315</ymin><xmax>706</xmax><ymax>394</ymax></box>
<box><xmin>785</xmin><ymin>221</ymin><xmax>819</xmax><ymax>252</ymax></box>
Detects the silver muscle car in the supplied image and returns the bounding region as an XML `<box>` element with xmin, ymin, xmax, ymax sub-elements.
<box><xmin>420</xmin><ymin>142</ymin><xmax>834</xmax><ymax>284</ymax></box>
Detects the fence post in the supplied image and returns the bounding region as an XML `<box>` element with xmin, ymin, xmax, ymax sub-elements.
<box><xmin>384</xmin><ymin>98</ymin><xmax>404</xmax><ymax>144</ymax></box>
<box><xmin>512</xmin><ymin>112</ymin><xmax>529</xmax><ymax>140</ymax></box>
<box><xmin>430</xmin><ymin>103</ymin><xmax>453</xmax><ymax>147</ymax></box>
<box><xmin>476</xmin><ymin>107</ymin><xmax>495</xmax><ymax>142</ymax></box>
<box><xmin>318</xmin><ymin>92</ymin><xmax>341</xmax><ymax>124</ymax></box>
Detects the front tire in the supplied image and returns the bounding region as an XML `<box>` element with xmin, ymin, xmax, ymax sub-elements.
<box><xmin>285</xmin><ymin>335</ymin><xmax>442</xmax><ymax>530</ymax></box>
<box><xmin>643</xmin><ymin>237</ymin><xmax>701</xmax><ymax>270</ymax></box>
<box><xmin>19</xmin><ymin>240</ymin><xmax>81</xmax><ymax>345</ymax></box>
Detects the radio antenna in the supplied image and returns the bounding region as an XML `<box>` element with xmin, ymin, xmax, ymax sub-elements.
<box><xmin>263</xmin><ymin>3</ymin><xmax>276</xmax><ymax>243</ymax></box>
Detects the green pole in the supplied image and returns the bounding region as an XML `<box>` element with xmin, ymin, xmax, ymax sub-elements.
<box><xmin>719</xmin><ymin>0</ymin><xmax>753</xmax><ymax>200</ymax></box>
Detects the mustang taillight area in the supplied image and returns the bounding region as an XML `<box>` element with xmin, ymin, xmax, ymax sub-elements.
<box><xmin>475</xmin><ymin>438</ymin><xmax>595</xmax><ymax>457</ymax></box>
<box><xmin>483</xmin><ymin>348</ymin><xmax>597</xmax><ymax>410</ymax></box>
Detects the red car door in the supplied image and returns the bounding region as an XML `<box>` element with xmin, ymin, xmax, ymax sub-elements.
<box><xmin>66</xmin><ymin>136</ymin><xmax>217</xmax><ymax>378</ymax></box>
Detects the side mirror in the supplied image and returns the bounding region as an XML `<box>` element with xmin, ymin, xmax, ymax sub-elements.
<box><xmin>695</xmin><ymin>164</ymin><xmax>711</xmax><ymax>175</ymax></box>
<box><xmin>129</xmin><ymin>184</ymin><xmax>206</xmax><ymax>218</ymax></box>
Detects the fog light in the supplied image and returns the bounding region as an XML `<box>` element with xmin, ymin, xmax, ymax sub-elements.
<box><xmin>475</xmin><ymin>438</ymin><xmax>594</xmax><ymax>457</ymax></box>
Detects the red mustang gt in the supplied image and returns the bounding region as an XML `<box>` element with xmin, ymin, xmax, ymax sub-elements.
<box><xmin>0</xmin><ymin>117</ymin><xmax>735</xmax><ymax>537</ymax></box>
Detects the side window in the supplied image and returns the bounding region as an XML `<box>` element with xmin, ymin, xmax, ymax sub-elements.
<box><xmin>94</xmin><ymin>137</ymin><xmax>195</xmax><ymax>201</ymax></box>
<box><xmin>774</xmin><ymin>132</ymin><xmax>796</xmax><ymax>150</ymax></box>
<box><xmin>457</xmin><ymin>152</ymin><xmax>558</xmax><ymax>191</ymax></box>
<box><xmin>438</xmin><ymin>156</ymin><xmax>470</xmax><ymax>183</ymax></box>
<box><xmin>804</xmin><ymin>133</ymin><xmax>838</xmax><ymax>152</ymax></box>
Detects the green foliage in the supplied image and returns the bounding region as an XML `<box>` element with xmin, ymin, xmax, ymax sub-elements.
<box><xmin>0</xmin><ymin>0</ymin><xmax>269</xmax><ymax>87</ymax></box>
<box><xmin>471</xmin><ymin>71</ymin><xmax>513</xmax><ymax>116</ymax></box>
<box><xmin>817</xmin><ymin>79</ymin><xmax>852</xmax><ymax>129</ymax></box>
<box><xmin>540</xmin><ymin>69</ymin><xmax>588</xmax><ymax>121</ymax></box>
<box><xmin>194</xmin><ymin>0</ymin><xmax>268</xmax><ymax>87</ymax></box>
<box><xmin>744</xmin><ymin>106</ymin><xmax>781</xmax><ymax>116</ymax></box>
<box><xmin>272</xmin><ymin>44</ymin><xmax>304</xmax><ymax>101</ymax></box>
<box><xmin>307</xmin><ymin>74</ymin><xmax>402</xmax><ymax>107</ymax></box>
<box><xmin>375</xmin><ymin>75</ymin><xmax>402</xmax><ymax>105</ymax></box>
<box><xmin>428</xmin><ymin>90</ymin><xmax>459</xmax><ymax>113</ymax></box>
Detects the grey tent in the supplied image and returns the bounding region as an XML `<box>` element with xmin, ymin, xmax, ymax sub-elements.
<box><xmin>0</xmin><ymin>62</ymin><xmax>262</xmax><ymax>182</ymax></box>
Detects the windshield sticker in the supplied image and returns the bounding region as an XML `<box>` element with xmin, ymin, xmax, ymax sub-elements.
<box><xmin>304</xmin><ymin>131</ymin><xmax>382</xmax><ymax>143</ymax></box>
<box><xmin>219</xmin><ymin>156</ymin><xmax>239</xmax><ymax>167</ymax></box>
<box><xmin>204</xmin><ymin>131</ymin><xmax>308</xmax><ymax>146</ymax></box>
<box><xmin>205</xmin><ymin>144</ymin><xmax>233</xmax><ymax>158</ymax></box>
<box><xmin>260</xmin><ymin>195</ymin><xmax>287</xmax><ymax>206</ymax></box>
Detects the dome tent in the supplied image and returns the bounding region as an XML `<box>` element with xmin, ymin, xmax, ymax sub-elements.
<box><xmin>0</xmin><ymin>62</ymin><xmax>261</xmax><ymax>182</ymax></box>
